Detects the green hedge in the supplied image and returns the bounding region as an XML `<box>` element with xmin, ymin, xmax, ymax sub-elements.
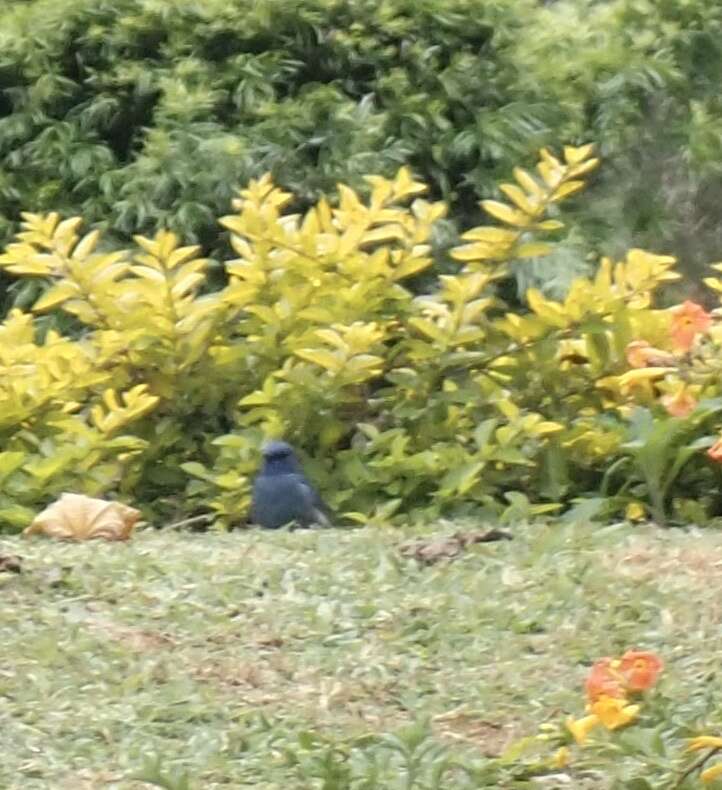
<box><xmin>0</xmin><ymin>0</ymin><xmax>721</xmax><ymax>301</ymax></box>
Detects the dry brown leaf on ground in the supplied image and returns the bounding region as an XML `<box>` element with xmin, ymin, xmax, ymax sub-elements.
<box><xmin>23</xmin><ymin>493</ymin><xmax>142</xmax><ymax>541</ymax></box>
<box><xmin>399</xmin><ymin>529</ymin><xmax>513</xmax><ymax>565</ymax></box>
<box><xmin>0</xmin><ymin>554</ymin><xmax>22</xmax><ymax>573</ymax></box>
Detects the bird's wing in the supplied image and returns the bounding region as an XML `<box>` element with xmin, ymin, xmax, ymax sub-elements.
<box><xmin>290</xmin><ymin>474</ymin><xmax>334</xmax><ymax>527</ymax></box>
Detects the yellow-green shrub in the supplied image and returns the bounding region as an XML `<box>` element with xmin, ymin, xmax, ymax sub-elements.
<box><xmin>3</xmin><ymin>145</ymin><xmax>722</xmax><ymax>531</ymax></box>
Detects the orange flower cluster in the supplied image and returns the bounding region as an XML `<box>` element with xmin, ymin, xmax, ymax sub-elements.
<box><xmin>622</xmin><ymin>301</ymin><xmax>712</xmax><ymax>418</ymax></box>
<box><xmin>566</xmin><ymin>650</ymin><xmax>663</xmax><ymax>745</ymax></box>
<box><xmin>660</xmin><ymin>384</ymin><xmax>698</xmax><ymax>418</ymax></box>
<box><xmin>624</xmin><ymin>341</ymin><xmax>676</xmax><ymax>369</ymax></box>
<box><xmin>586</xmin><ymin>651</ymin><xmax>663</xmax><ymax>699</ymax></box>
<box><xmin>669</xmin><ymin>300</ymin><xmax>712</xmax><ymax>353</ymax></box>
<box><xmin>708</xmin><ymin>438</ymin><xmax>722</xmax><ymax>463</ymax></box>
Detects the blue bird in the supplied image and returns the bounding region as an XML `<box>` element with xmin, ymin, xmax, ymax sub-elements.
<box><xmin>250</xmin><ymin>441</ymin><xmax>333</xmax><ymax>529</ymax></box>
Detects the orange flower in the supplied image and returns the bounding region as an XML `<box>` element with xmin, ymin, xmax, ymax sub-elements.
<box><xmin>619</xmin><ymin>650</ymin><xmax>663</xmax><ymax>691</ymax></box>
<box><xmin>625</xmin><ymin>340</ymin><xmax>677</xmax><ymax>369</ymax></box>
<box><xmin>669</xmin><ymin>301</ymin><xmax>711</xmax><ymax>352</ymax></box>
<box><xmin>708</xmin><ymin>436</ymin><xmax>722</xmax><ymax>463</ymax></box>
<box><xmin>585</xmin><ymin>658</ymin><xmax>626</xmax><ymax>702</ymax></box>
<box><xmin>660</xmin><ymin>385</ymin><xmax>697</xmax><ymax>418</ymax></box>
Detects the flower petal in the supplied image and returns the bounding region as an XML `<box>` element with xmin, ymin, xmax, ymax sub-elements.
<box><xmin>701</xmin><ymin>763</ymin><xmax>722</xmax><ymax>783</ymax></box>
<box><xmin>590</xmin><ymin>695</ymin><xmax>640</xmax><ymax>730</ymax></box>
<box><xmin>688</xmin><ymin>736</ymin><xmax>722</xmax><ymax>752</ymax></box>
<box><xmin>566</xmin><ymin>714</ymin><xmax>599</xmax><ymax>745</ymax></box>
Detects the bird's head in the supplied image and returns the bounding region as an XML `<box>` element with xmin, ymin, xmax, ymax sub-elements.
<box><xmin>260</xmin><ymin>440</ymin><xmax>300</xmax><ymax>475</ymax></box>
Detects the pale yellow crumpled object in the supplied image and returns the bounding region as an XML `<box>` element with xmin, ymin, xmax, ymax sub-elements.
<box><xmin>24</xmin><ymin>493</ymin><xmax>141</xmax><ymax>541</ymax></box>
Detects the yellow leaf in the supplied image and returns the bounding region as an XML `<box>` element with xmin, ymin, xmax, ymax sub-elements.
<box><xmin>167</xmin><ymin>245</ymin><xmax>202</xmax><ymax>269</ymax></box>
<box><xmin>461</xmin><ymin>226</ymin><xmax>519</xmax><ymax>244</ymax></box>
<box><xmin>365</xmin><ymin>175</ymin><xmax>394</xmax><ymax>207</ymax></box>
<box><xmin>245</xmin><ymin>305</ymin><xmax>280</xmax><ymax>324</ymax></box>
<box><xmin>617</xmin><ymin>367</ymin><xmax>676</xmax><ymax>389</ymax></box>
<box><xmin>171</xmin><ymin>272</ymin><xmax>205</xmax><ymax>299</ymax></box>
<box><xmin>133</xmin><ymin>265</ymin><xmax>165</xmax><ymax>282</ymax></box>
<box><xmin>316</xmin><ymin>197</ymin><xmax>334</xmax><ymax>232</ymax></box>
<box><xmin>563</xmin><ymin>143</ymin><xmax>595</xmax><ymax>164</ymax></box>
<box><xmin>90</xmin><ymin>259</ymin><xmax>130</xmax><ymax>287</ymax></box>
<box><xmin>496</xmin><ymin>398</ymin><xmax>519</xmax><ymax>419</ymax></box>
<box><xmin>24</xmin><ymin>493</ymin><xmax>141</xmax><ymax>541</ymax></box>
<box><xmin>0</xmin><ymin>252</ymin><xmax>56</xmax><ymax>276</ymax></box>
<box><xmin>513</xmin><ymin>167</ymin><xmax>545</xmax><ymax>198</ymax></box>
<box><xmin>102</xmin><ymin>389</ymin><xmax>121</xmax><ymax>411</ymax></box>
<box><xmin>362</xmin><ymin>225</ymin><xmax>407</xmax><ymax>245</ymax></box>
<box><xmin>393</xmin><ymin>255</ymin><xmax>433</xmax><ymax>279</ymax></box>
<box><xmin>451</xmin><ymin>242</ymin><xmax>508</xmax><ymax>262</ymax></box>
<box><xmin>539</xmin><ymin>147</ymin><xmax>562</xmax><ymax>169</ymax></box>
<box><xmin>535</xmin><ymin>421</ymin><xmax>564</xmax><ymax>435</ymax></box>
<box><xmin>526</xmin><ymin>289</ymin><xmax>569</xmax><ymax>328</ymax></box>
<box><xmin>514</xmin><ymin>242</ymin><xmax>553</xmax><ymax>259</ymax></box>
<box><xmin>314</xmin><ymin>329</ymin><xmax>347</xmax><ymax>351</ymax></box>
<box><xmin>537</xmin><ymin>160</ymin><xmax>562</xmax><ymax>188</ymax></box>
<box><xmin>567</xmin><ymin>158</ymin><xmax>600</xmax><ymax>178</ymax></box>
<box><xmin>535</xmin><ymin>219</ymin><xmax>565</xmax><ymax>231</ymax></box>
<box><xmin>499</xmin><ymin>183</ymin><xmax>537</xmax><ymax>214</ymax></box>
<box><xmin>408</xmin><ymin>317</ymin><xmax>446</xmax><ymax>342</ymax></box>
<box><xmin>238</xmin><ymin>390</ymin><xmax>272</xmax><ymax>406</ymax></box>
<box><xmin>481</xmin><ymin>200</ymin><xmax>530</xmax><ymax>227</ymax></box>
<box><xmin>32</xmin><ymin>283</ymin><xmax>79</xmax><ymax>312</ymax></box>
<box><xmin>295</xmin><ymin>348</ymin><xmax>343</xmax><ymax>372</ymax></box>
<box><xmin>551</xmin><ymin>180</ymin><xmax>585</xmax><ymax>201</ymax></box>
<box><xmin>704</xmin><ymin>277</ymin><xmax>722</xmax><ymax>293</ymax></box>
<box><xmin>72</xmin><ymin>230</ymin><xmax>101</xmax><ymax>259</ymax></box>
<box><xmin>392</xmin><ymin>166</ymin><xmax>427</xmax><ymax>199</ymax></box>
<box><xmin>337</xmin><ymin>225</ymin><xmax>366</xmax><ymax>257</ymax></box>
<box><xmin>489</xmin><ymin>355</ymin><xmax>516</xmax><ymax>368</ymax></box>
<box><xmin>346</xmin><ymin>354</ymin><xmax>384</xmax><ymax>371</ymax></box>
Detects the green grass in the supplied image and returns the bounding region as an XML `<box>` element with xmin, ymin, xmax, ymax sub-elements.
<box><xmin>2</xmin><ymin>521</ymin><xmax>722</xmax><ymax>789</ymax></box>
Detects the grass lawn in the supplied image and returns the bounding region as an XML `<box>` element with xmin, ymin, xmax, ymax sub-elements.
<box><xmin>2</xmin><ymin>521</ymin><xmax>722</xmax><ymax>789</ymax></box>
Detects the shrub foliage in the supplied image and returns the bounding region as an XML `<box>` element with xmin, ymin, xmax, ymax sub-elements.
<box><xmin>4</xmin><ymin>145</ymin><xmax>722</xmax><ymax>531</ymax></box>
<box><xmin>1</xmin><ymin>0</ymin><xmax>722</xmax><ymax>299</ymax></box>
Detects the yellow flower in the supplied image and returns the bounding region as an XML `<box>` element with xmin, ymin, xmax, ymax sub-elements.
<box><xmin>701</xmin><ymin>763</ymin><xmax>722</xmax><ymax>784</ymax></box>
<box><xmin>550</xmin><ymin>746</ymin><xmax>570</xmax><ymax>768</ymax></box>
<box><xmin>688</xmin><ymin>736</ymin><xmax>722</xmax><ymax>752</ymax></box>
<box><xmin>617</xmin><ymin>367</ymin><xmax>677</xmax><ymax>392</ymax></box>
<box><xmin>589</xmin><ymin>695</ymin><xmax>640</xmax><ymax>730</ymax></box>
<box><xmin>566</xmin><ymin>714</ymin><xmax>599</xmax><ymax>745</ymax></box>
<box><xmin>625</xmin><ymin>501</ymin><xmax>646</xmax><ymax>521</ymax></box>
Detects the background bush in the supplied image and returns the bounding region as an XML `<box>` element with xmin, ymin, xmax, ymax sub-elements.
<box><xmin>1</xmin><ymin>0</ymin><xmax>722</xmax><ymax>315</ymax></box>
<box><xmin>3</xmin><ymin>0</ymin><xmax>722</xmax><ymax>532</ymax></box>
<box><xmin>4</xmin><ymin>148</ymin><xmax>722</xmax><ymax>532</ymax></box>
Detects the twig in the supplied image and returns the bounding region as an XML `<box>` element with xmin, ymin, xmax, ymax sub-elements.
<box><xmin>165</xmin><ymin>514</ymin><xmax>215</xmax><ymax>531</ymax></box>
<box><xmin>674</xmin><ymin>746</ymin><xmax>722</xmax><ymax>788</ymax></box>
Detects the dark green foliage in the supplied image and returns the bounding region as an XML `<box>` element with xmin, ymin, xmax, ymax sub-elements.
<box><xmin>0</xmin><ymin>0</ymin><xmax>536</xmax><ymax>259</ymax></box>
<box><xmin>1</xmin><ymin>0</ymin><xmax>722</xmax><ymax>302</ymax></box>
